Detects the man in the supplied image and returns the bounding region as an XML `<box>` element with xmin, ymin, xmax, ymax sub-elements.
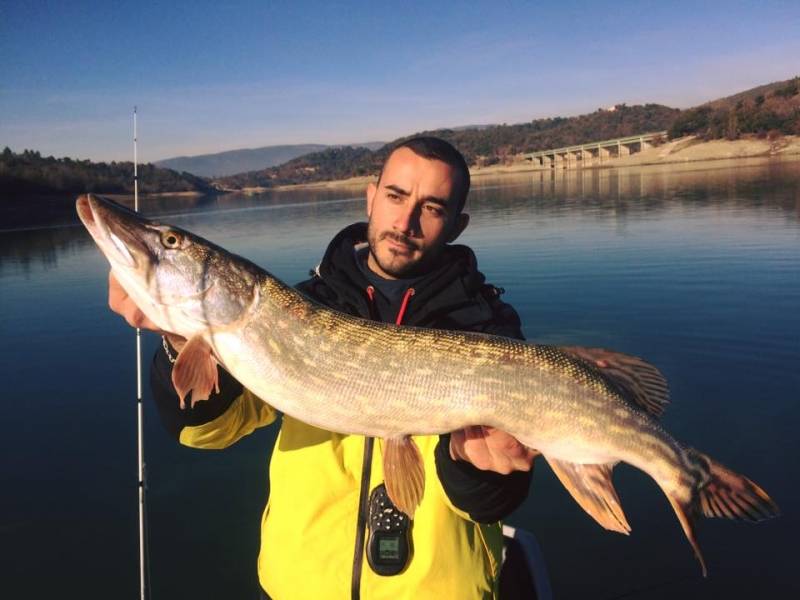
<box><xmin>109</xmin><ymin>137</ymin><xmax>537</xmax><ymax>599</ymax></box>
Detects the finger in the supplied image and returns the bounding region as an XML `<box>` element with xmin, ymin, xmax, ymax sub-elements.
<box><xmin>464</xmin><ymin>425</ymin><xmax>483</xmax><ymax>442</ymax></box>
<box><xmin>459</xmin><ymin>427</ymin><xmax>495</xmax><ymax>469</ymax></box>
<box><xmin>464</xmin><ymin>426</ymin><xmax>492</xmax><ymax>466</ymax></box>
<box><xmin>164</xmin><ymin>333</ymin><xmax>187</xmax><ymax>352</ymax></box>
<box><xmin>449</xmin><ymin>429</ymin><xmax>467</xmax><ymax>461</ymax></box>
<box><xmin>486</xmin><ymin>449</ymin><xmax>514</xmax><ymax>474</ymax></box>
<box><xmin>108</xmin><ymin>270</ymin><xmax>127</xmax><ymax>297</ymax></box>
<box><xmin>108</xmin><ymin>272</ymin><xmax>132</xmax><ymax>313</ymax></box>
<box><xmin>507</xmin><ymin>446</ymin><xmax>539</xmax><ymax>471</ymax></box>
<box><xmin>484</xmin><ymin>428</ymin><xmax>523</xmax><ymax>456</ymax></box>
<box><xmin>108</xmin><ymin>272</ymin><xmax>122</xmax><ymax>310</ymax></box>
<box><xmin>484</xmin><ymin>429</ymin><xmax>535</xmax><ymax>472</ymax></box>
<box><xmin>129</xmin><ymin>311</ymin><xmax>148</xmax><ymax>329</ymax></box>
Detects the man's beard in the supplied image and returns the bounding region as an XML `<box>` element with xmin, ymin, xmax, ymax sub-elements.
<box><xmin>366</xmin><ymin>224</ymin><xmax>422</xmax><ymax>278</ymax></box>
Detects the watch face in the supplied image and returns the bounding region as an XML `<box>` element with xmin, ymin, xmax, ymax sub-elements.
<box><xmin>378</xmin><ymin>535</ymin><xmax>401</xmax><ymax>561</ymax></box>
<box><xmin>367</xmin><ymin>483</ymin><xmax>412</xmax><ymax>575</ymax></box>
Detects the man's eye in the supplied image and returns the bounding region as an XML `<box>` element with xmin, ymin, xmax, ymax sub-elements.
<box><xmin>425</xmin><ymin>205</ymin><xmax>445</xmax><ymax>217</ymax></box>
<box><xmin>387</xmin><ymin>192</ymin><xmax>400</xmax><ymax>201</ymax></box>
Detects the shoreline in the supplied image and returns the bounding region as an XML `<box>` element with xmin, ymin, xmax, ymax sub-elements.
<box><xmin>250</xmin><ymin>135</ymin><xmax>800</xmax><ymax>192</ymax></box>
<box><xmin>224</xmin><ymin>175</ymin><xmax>375</xmax><ymax>195</ymax></box>
<box><xmin>105</xmin><ymin>190</ymin><xmax>210</xmax><ymax>200</ymax></box>
<box><xmin>470</xmin><ymin>134</ymin><xmax>800</xmax><ymax>178</ymax></box>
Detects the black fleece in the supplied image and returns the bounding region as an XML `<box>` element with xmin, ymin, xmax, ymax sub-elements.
<box><xmin>151</xmin><ymin>222</ymin><xmax>532</xmax><ymax>523</ymax></box>
<box><xmin>296</xmin><ymin>223</ymin><xmax>531</xmax><ymax>523</ymax></box>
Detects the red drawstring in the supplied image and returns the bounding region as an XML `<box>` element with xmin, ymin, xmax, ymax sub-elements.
<box><xmin>364</xmin><ymin>285</ymin><xmax>415</xmax><ymax>324</ymax></box>
<box><xmin>365</xmin><ymin>285</ymin><xmax>378</xmax><ymax>321</ymax></box>
<box><xmin>395</xmin><ymin>288</ymin><xmax>415</xmax><ymax>325</ymax></box>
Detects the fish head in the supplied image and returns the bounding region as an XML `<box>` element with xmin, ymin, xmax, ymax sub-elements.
<box><xmin>77</xmin><ymin>194</ymin><xmax>259</xmax><ymax>337</ymax></box>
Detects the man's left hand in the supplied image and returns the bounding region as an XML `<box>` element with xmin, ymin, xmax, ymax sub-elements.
<box><xmin>450</xmin><ymin>426</ymin><xmax>539</xmax><ymax>474</ymax></box>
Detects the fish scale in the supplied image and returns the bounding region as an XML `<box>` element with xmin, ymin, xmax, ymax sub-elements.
<box><xmin>222</xmin><ymin>276</ymin><xmax>685</xmax><ymax>470</ymax></box>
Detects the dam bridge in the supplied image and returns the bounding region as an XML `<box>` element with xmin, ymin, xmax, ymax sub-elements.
<box><xmin>524</xmin><ymin>131</ymin><xmax>667</xmax><ymax>167</ymax></box>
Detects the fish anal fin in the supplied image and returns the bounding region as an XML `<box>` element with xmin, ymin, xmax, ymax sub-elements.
<box><xmin>171</xmin><ymin>335</ymin><xmax>220</xmax><ymax>409</ymax></box>
<box><xmin>559</xmin><ymin>346</ymin><xmax>670</xmax><ymax>418</ymax></box>
<box><xmin>383</xmin><ymin>436</ymin><xmax>425</xmax><ymax>519</ymax></box>
<box><xmin>666</xmin><ymin>493</ymin><xmax>708</xmax><ymax>577</ymax></box>
<box><xmin>546</xmin><ymin>457</ymin><xmax>631</xmax><ymax>535</ymax></box>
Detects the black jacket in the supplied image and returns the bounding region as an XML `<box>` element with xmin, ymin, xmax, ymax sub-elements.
<box><xmin>151</xmin><ymin>222</ymin><xmax>531</xmax><ymax>522</ymax></box>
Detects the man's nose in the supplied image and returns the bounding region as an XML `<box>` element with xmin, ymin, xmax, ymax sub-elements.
<box><xmin>393</xmin><ymin>202</ymin><xmax>421</xmax><ymax>236</ymax></box>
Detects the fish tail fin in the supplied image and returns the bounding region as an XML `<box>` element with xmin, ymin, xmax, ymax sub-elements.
<box><xmin>666</xmin><ymin>448</ymin><xmax>780</xmax><ymax>578</ymax></box>
<box><xmin>689</xmin><ymin>448</ymin><xmax>780</xmax><ymax>523</ymax></box>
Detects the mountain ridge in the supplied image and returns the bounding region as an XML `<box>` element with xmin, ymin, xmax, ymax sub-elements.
<box><xmin>155</xmin><ymin>141</ymin><xmax>386</xmax><ymax>177</ymax></box>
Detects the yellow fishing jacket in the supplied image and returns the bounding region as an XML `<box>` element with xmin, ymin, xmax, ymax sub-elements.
<box><xmin>179</xmin><ymin>389</ymin><xmax>504</xmax><ymax>599</ymax></box>
<box><xmin>151</xmin><ymin>225</ymin><xmax>530</xmax><ymax>599</ymax></box>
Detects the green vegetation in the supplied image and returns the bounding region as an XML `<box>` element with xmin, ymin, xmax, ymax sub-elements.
<box><xmin>0</xmin><ymin>148</ymin><xmax>214</xmax><ymax>196</ymax></box>
<box><xmin>217</xmin><ymin>103</ymin><xmax>679</xmax><ymax>189</ymax></box>
<box><xmin>668</xmin><ymin>76</ymin><xmax>800</xmax><ymax>140</ymax></box>
<box><xmin>215</xmin><ymin>146</ymin><xmax>382</xmax><ymax>189</ymax></box>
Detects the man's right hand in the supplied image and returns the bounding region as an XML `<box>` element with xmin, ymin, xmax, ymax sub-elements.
<box><xmin>108</xmin><ymin>271</ymin><xmax>186</xmax><ymax>351</ymax></box>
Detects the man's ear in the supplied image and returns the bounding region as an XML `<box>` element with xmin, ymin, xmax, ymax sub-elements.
<box><xmin>366</xmin><ymin>182</ymin><xmax>377</xmax><ymax>218</ymax></box>
<box><xmin>447</xmin><ymin>212</ymin><xmax>469</xmax><ymax>243</ymax></box>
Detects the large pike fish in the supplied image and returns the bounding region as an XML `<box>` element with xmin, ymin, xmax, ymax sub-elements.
<box><xmin>77</xmin><ymin>194</ymin><xmax>778</xmax><ymax>575</ymax></box>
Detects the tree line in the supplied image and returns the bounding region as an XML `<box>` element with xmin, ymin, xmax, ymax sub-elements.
<box><xmin>668</xmin><ymin>77</ymin><xmax>799</xmax><ymax>140</ymax></box>
<box><xmin>0</xmin><ymin>148</ymin><xmax>214</xmax><ymax>196</ymax></box>
<box><xmin>216</xmin><ymin>103</ymin><xmax>680</xmax><ymax>189</ymax></box>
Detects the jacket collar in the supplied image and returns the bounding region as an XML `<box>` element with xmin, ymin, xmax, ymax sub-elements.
<box><xmin>314</xmin><ymin>223</ymin><xmax>489</xmax><ymax>325</ymax></box>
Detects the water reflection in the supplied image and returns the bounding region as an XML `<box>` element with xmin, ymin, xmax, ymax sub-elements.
<box><xmin>1</xmin><ymin>157</ymin><xmax>798</xmax><ymax>599</ymax></box>
<box><xmin>2</xmin><ymin>159</ymin><xmax>798</xmax><ymax>278</ymax></box>
<box><xmin>470</xmin><ymin>158</ymin><xmax>800</xmax><ymax>215</ymax></box>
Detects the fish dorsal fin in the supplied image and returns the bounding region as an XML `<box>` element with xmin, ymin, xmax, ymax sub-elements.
<box><xmin>546</xmin><ymin>458</ymin><xmax>631</xmax><ymax>535</ymax></box>
<box><xmin>382</xmin><ymin>436</ymin><xmax>425</xmax><ymax>519</ymax></box>
<box><xmin>172</xmin><ymin>335</ymin><xmax>220</xmax><ymax>409</ymax></box>
<box><xmin>559</xmin><ymin>346</ymin><xmax>670</xmax><ymax>418</ymax></box>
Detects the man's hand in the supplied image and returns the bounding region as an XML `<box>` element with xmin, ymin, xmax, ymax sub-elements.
<box><xmin>108</xmin><ymin>271</ymin><xmax>186</xmax><ymax>350</ymax></box>
<box><xmin>450</xmin><ymin>426</ymin><xmax>539</xmax><ymax>474</ymax></box>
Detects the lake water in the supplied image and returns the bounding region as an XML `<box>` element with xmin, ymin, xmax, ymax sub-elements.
<box><xmin>1</xmin><ymin>158</ymin><xmax>798</xmax><ymax>599</ymax></box>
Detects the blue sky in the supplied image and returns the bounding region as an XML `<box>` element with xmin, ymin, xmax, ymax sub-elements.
<box><xmin>2</xmin><ymin>1</ymin><xmax>798</xmax><ymax>162</ymax></box>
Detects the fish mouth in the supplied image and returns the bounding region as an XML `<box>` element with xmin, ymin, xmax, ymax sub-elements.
<box><xmin>76</xmin><ymin>194</ymin><xmax>151</xmax><ymax>270</ymax></box>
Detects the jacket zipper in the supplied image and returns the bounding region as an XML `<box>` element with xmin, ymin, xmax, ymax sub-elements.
<box><xmin>351</xmin><ymin>436</ymin><xmax>374</xmax><ymax>600</ymax></box>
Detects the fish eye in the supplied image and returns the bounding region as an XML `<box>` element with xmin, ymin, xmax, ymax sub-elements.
<box><xmin>161</xmin><ymin>230</ymin><xmax>182</xmax><ymax>249</ymax></box>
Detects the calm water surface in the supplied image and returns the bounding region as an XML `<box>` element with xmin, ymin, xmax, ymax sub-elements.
<box><xmin>1</xmin><ymin>159</ymin><xmax>798</xmax><ymax>599</ymax></box>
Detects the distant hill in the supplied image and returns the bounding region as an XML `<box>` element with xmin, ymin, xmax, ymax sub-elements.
<box><xmin>668</xmin><ymin>76</ymin><xmax>799</xmax><ymax>140</ymax></box>
<box><xmin>215</xmin><ymin>103</ymin><xmax>679</xmax><ymax>189</ymax></box>
<box><xmin>705</xmin><ymin>78</ymin><xmax>798</xmax><ymax>110</ymax></box>
<box><xmin>156</xmin><ymin>141</ymin><xmax>386</xmax><ymax>177</ymax></box>
<box><xmin>217</xmin><ymin>146</ymin><xmax>382</xmax><ymax>189</ymax></box>
<box><xmin>0</xmin><ymin>147</ymin><xmax>214</xmax><ymax>196</ymax></box>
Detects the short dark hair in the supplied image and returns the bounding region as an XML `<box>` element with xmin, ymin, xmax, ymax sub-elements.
<box><xmin>380</xmin><ymin>136</ymin><xmax>471</xmax><ymax>214</ymax></box>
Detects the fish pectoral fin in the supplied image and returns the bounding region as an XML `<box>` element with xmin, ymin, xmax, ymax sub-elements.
<box><xmin>382</xmin><ymin>436</ymin><xmax>425</xmax><ymax>519</ymax></box>
<box><xmin>171</xmin><ymin>335</ymin><xmax>220</xmax><ymax>409</ymax></box>
<box><xmin>559</xmin><ymin>346</ymin><xmax>670</xmax><ymax>418</ymax></box>
<box><xmin>546</xmin><ymin>457</ymin><xmax>631</xmax><ymax>535</ymax></box>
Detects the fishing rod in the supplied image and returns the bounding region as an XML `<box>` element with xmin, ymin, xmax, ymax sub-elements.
<box><xmin>133</xmin><ymin>106</ymin><xmax>150</xmax><ymax>600</ymax></box>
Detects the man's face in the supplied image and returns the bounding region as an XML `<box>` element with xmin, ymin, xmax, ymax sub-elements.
<box><xmin>366</xmin><ymin>147</ymin><xmax>469</xmax><ymax>279</ymax></box>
